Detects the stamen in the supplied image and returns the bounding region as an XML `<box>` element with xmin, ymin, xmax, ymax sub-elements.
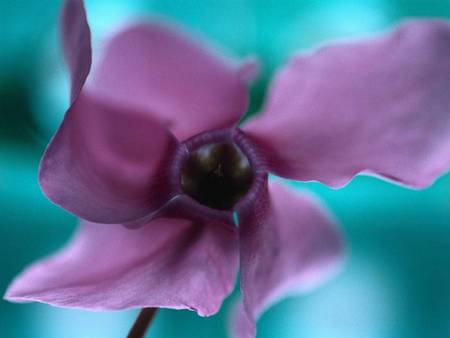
<box><xmin>181</xmin><ymin>142</ymin><xmax>253</xmax><ymax>210</ymax></box>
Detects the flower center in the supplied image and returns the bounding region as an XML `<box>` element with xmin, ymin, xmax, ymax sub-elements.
<box><xmin>180</xmin><ymin>142</ymin><xmax>253</xmax><ymax>210</ymax></box>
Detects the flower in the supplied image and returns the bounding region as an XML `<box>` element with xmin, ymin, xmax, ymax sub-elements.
<box><xmin>5</xmin><ymin>0</ymin><xmax>450</xmax><ymax>337</ymax></box>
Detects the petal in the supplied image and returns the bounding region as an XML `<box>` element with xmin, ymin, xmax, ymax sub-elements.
<box><xmin>243</xmin><ymin>20</ymin><xmax>450</xmax><ymax>188</ymax></box>
<box><xmin>5</xmin><ymin>218</ymin><xmax>239</xmax><ymax>316</ymax></box>
<box><xmin>39</xmin><ymin>93</ymin><xmax>178</xmax><ymax>224</ymax></box>
<box><xmin>88</xmin><ymin>21</ymin><xmax>250</xmax><ymax>140</ymax></box>
<box><xmin>235</xmin><ymin>182</ymin><xmax>344</xmax><ymax>338</ymax></box>
<box><xmin>61</xmin><ymin>0</ymin><xmax>91</xmax><ymax>101</ymax></box>
<box><xmin>238</xmin><ymin>56</ymin><xmax>261</xmax><ymax>84</ymax></box>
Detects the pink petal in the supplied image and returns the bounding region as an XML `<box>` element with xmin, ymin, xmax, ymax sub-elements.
<box><xmin>5</xmin><ymin>218</ymin><xmax>238</xmax><ymax>316</ymax></box>
<box><xmin>235</xmin><ymin>182</ymin><xmax>344</xmax><ymax>338</ymax></box>
<box><xmin>88</xmin><ymin>21</ymin><xmax>250</xmax><ymax>140</ymax></box>
<box><xmin>61</xmin><ymin>0</ymin><xmax>91</xmax><ymax>102</ymax></box>
<box><xmin>238</xmin><ymin>56</ymin><xmax>261</xmax><ymax>84</ymax></box>
<box><xmin>243</xmin><ymin>20</ymin><xmax>450</xmax><ymax>188</ymax></box>
<box><xmin>39</xmin><ymin>93</ymin><xmax>177</xmax><ymax>223</ymax></box>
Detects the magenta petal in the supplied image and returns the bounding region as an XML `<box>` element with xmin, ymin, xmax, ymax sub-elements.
<box><xmin>244</xmin><ymin>20</ymin><xmax>450</xmax><ymax>188</ymax></box>
<box><xmin>238</xmin><ymin>56</ymin><xmax>260</xmax><ymax>84</ymax></box>
<box><xmin>88</xmin><ymin>21</ymin><xmax>249</xmax><ymax>140</ymax></box>
<box><xmin>61</xmin><ymin>0</ymin><xmax>91</xmax><ymax>102</ymax></box>
<box><xmin>5</xmin><ymin>219</ymin><xmax>238</xmax><ymax>315</ymax></box>
<box><xmin>235</xmin><ymin>182</ymin><xmax>344</xmax><ymax>338</ymax></box>
<box><xmin>39</xmin><ymin>93</ymin><xmax>177</xmax><ymax>223</ymax></box>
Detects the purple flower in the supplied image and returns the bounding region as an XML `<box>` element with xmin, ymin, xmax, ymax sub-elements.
<box><xmin>5</xmin><ymin>0</ymin><xmax>450</xmax><ymax>337</ymax></box>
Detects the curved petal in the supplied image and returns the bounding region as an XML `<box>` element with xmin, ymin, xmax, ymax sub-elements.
<box><xmin>61</xmin><ymin>0</ymin><xmax>91</xmax><ymax>102</ymax></box>
<box><xmin>235</xmin><ymin>182</ymin><xmax>344</xmax><ymax>338</ymax></box>
<box><xmin>88</xmin><ymin>21</ymin><xmax>250</xmax><ymax>140</ymax></box>
<box><xmin>39</xmin><ymin>93</ymin><xmax>178</xmax><ymax>223</ymax></box>
<box><xmin>5</xmin><ymin>218</ymin><xmax>238</xmax><ymax>316</ymax></box>
<box><xmin>243</xmin><ymin>20</ymin><xmax>450</xmax><ymax>188</ymax></box>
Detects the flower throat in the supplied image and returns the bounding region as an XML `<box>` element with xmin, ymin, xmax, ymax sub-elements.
<box><xmin>180</xmin><ymin>143</ymin><xmax>253</xmax><ymax>210</ymax></box>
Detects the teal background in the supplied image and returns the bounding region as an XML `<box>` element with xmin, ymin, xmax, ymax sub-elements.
<box><xmin>1</xmin><ymin>0</ymin><xmax>449</xmax><ymax>337</ymax></box>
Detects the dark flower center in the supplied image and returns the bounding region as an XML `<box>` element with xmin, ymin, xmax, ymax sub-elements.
<box><xmin>180</xmin><ymin>142</ymin><xmax>253</xmax><ymax>210</ymax></box>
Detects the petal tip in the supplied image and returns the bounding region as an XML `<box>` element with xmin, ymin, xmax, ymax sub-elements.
<box><xmin>238</xmin><ymin>56</ymin><xmax>261</xmax><ymax>84</ymax></box>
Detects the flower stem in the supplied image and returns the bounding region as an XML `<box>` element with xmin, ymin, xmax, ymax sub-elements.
<box><xmin>126</xmin><ymin>308</ymin><xmax>158</xmax><ymax>338</ymax></box>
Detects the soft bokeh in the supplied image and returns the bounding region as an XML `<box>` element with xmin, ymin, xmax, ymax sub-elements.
<box><xmin>1</xmin><ymin>0</ymin><xmax>449</xmax><ymax>337</ymax></box>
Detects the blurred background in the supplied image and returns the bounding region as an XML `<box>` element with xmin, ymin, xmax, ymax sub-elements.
<box><xmin>1</xmin><ymin>0</ymin><xmax>449</xmax><ymax>337</ymax></box>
